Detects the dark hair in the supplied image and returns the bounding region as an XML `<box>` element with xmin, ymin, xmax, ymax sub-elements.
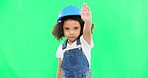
<box><xmin>52</xmin><ymin>15</ymin><xmax>94</xmax><ymax>41</ymax></box>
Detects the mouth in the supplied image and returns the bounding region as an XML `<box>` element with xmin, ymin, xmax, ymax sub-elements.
<box><xmin>69</xmin><ymin>36</ymin><xmax>75</xmax><ymax>39</ymax></box>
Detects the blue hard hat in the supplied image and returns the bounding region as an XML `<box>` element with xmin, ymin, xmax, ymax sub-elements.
<box><xmin>57</xmin><ymin>5</ymin><xmax>81</xmax><ymax>22</ymax></box>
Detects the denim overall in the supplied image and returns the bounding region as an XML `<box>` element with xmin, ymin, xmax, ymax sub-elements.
<box><xmin>61</xmin><ymin>38</ymin><xmax>91</xmax><ymax>78</ymax></box>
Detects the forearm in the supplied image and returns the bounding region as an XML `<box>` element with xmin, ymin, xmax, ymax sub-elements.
<box><xmin>83</xmin><ymin>21</ymin><xmax>92</xmax><ymax>45</ymax></box>
<box><xmin>56</xmin><ymin>68</ymin><xmax>62</xmax><ymax>78</ymax></box>
<box><xmin>57</xmin><ymin>58</ymin><xmax>62</xmax><ymax>78</ymax></box>
<box><xmin>83</xmin><ymin>21</ymin><xmax>92</xmax><ymax>34</ymax></box>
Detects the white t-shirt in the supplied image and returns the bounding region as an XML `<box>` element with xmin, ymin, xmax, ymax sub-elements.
<box><xmin>55</xmin><ymin>35</ymin><xmax>94</xmax><ymax>66</ymax></box>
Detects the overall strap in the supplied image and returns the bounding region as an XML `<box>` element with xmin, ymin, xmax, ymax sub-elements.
<box><xmin>62</xmin><ymin>39</ymin><xmax>68</xmax><ymax>50</ymax></box>
<box><xmin>76</xmin><ymin>37</ymin><xmax>81</xmax><ymax>45</ymax></box>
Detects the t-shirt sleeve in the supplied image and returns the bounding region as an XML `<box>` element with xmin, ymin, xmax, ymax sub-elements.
<box><xmin>55</xmin><ymin>43</ymin><xmax>63</xmax><ymax>59</ymax></box>
<box><xmin>80</xmin><ymin>35</ymin><xmax>94</xmax><ymax>48</ymax></box>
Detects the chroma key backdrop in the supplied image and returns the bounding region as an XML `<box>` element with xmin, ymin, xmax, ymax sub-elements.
<box><xmin>0</xmin><ymin>0</ymin><xmax>148</xmax><ymax>78</ymax></box>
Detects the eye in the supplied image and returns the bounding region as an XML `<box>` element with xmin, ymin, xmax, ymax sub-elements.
<box><xmin>74</xmin><ymin>27</ymin><xmax>78</xmax><ymax>30</ymax></box>
<box><xmin>65</xmin><ymin>28</ymin><xmax>69</xmax><ymax>30</ymax></box>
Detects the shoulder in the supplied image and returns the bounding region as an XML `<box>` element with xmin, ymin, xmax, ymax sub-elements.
<box><xmin>57</xmin><ymin>40</ymin><xmax>67</xmax><ymax>50</ymax></box>
<box><xmin>55</xmin><ymin>42</ymin><xmax>65</xmax><ymax>59</ymax></box>
<box><xmin>57</xmin><ymin>42</ymin><xmax>63</xmax><ymax>50</ymax></box>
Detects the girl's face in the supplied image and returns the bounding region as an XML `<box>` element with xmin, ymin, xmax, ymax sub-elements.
<box><xmin>63</xmin><ymin>19</ymin><xmax>81</xmax><ymax>45</ymax></box>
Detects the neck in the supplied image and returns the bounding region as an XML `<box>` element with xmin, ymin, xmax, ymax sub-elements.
<box><xmin>68</xmin><ymin>40</ymin><xmax>75</xmax><ymax>45</ymax></box>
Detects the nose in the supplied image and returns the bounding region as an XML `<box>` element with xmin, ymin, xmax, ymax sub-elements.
<box><xmin>69</xmin><ymin>30</ymin><xmax>74</xmax><ymax>35</ymax></box>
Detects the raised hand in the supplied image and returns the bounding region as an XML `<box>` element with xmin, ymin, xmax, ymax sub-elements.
<box><xmin>80</xmin><ymin>3</ymin><xmax>92</xmax><ymax>23</ymax></box>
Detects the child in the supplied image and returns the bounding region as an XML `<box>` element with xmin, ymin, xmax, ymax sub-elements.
<box><xmin>52</xmin><ymin>3</ymin><xmax>94</xmax><ymax>78</ymax></box>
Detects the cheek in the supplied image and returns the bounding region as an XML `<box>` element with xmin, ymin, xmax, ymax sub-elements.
<box><xmin>63</xmin><ymin>30</ymin><xmax>68</xmax><ymax>36</ymax></box>
<box><xmin>63</xmin><ymin>31</ymin><xmax>66</xmax><ymax>35</ymax></box>
<box><xmin>79</xmin><ymin>28</ymin><xmax>81</xmax><ymax>32</ymax></box>
<box><xmin>77</xmin><ymin>29</ymin><xmax>81</xmax><ymax>35</ymax></box>
<box><xmin>79</xmin><ymin>29</ymin><xmax>82</xmax><ymax>35</ymax></box>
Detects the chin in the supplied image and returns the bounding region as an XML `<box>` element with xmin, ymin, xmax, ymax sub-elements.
<box><xmin>69</xmin><ymin>38</ymin><xmax>76</xmax><ymax>42</ymax></box>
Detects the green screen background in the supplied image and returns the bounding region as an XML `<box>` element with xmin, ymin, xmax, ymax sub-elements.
<box><xmin>0</xmin><ymin>0</ymin><xmax>148</xmax><ymax>78</ymax></box>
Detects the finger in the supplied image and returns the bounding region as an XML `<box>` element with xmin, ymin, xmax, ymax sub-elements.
<box><xmin>82</xmin><ymin>3</ymin><xmax>86</xmax><ymax>8</ymax></box>
<box><xmin>85</xmin><ymin>3</ymin><xmax>90</xmax><ymax>9</ymax></box>
<box><xmin>83</xmin><ymin>4</ymin><xmax>87</xmax><ymax>10</ymax></box>
<box><xmin>84</xmin><ymin>4</ymin><xmax>90</xmax><ymax>12</ymax></box>
<box><xmin>85</xmin><ymin>4</ymin><xmax>90</xmax><ymax>10</ymax></box>
<box><xmin>82</xmin><ymin>3</ymin><xmax>87</xmax><ymax>10</ymax></box>
<box><xmin>82</xmin><ymin>3</ymin><xmax>91</xmax><ymax>13</ymax></box>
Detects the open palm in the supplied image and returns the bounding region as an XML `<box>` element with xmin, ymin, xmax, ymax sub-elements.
<box><xmin>80</xmin><ymin>3</ymin><xmax>92</xmax><ymax>23</ymax></box>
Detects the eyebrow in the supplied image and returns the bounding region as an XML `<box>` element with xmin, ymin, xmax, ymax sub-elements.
<box><xmin>64</xmin><ymin>25</ymin><xmax>80</xmax><ymax>27</ymax></box>
<box><xmin>63</xmin><ymin>26</ymin><xmax>70</xmax><ymax>28</ymax></box>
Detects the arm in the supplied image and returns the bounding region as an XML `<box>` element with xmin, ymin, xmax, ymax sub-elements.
<box><xmin>80</xmin><ymin>3</ymin><xmax>92</xmax><ymax>45</ymax></box>
<box><xmin>56</xmin><ymin>58</ymin><xmax>62</xmax><ymax>78</ymax></box>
